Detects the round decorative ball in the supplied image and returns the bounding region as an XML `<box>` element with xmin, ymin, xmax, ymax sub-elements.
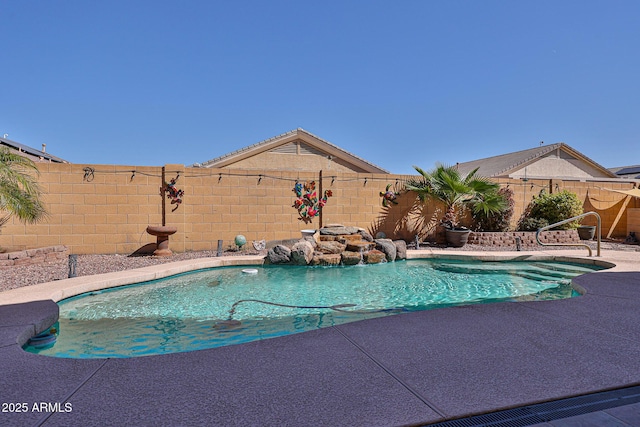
<box><xmin>375</xmin><ymin>231</ymin><xmax>387</xmax><ymax>239</ymax></box>
<box><xmin>234</xmin><ymin>235</ymin><xmax>247</xmax><ymax>247</ymax></box>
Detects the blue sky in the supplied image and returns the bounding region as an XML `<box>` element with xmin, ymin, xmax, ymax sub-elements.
<box><xmin>2</xmin><ymin>1</ymin><xmax>638</xmax><ymax>174</ymax></box>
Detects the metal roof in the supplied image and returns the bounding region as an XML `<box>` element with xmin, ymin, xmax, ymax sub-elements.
<box><xmin>610</xmin><ymin>165</ymin><xmax>640</xmax><ymax>178</ymax></box>
<box><xmin>0</xmin><ymin>136</ymin><xmax>69</xmax><ymax>163</ymax></box>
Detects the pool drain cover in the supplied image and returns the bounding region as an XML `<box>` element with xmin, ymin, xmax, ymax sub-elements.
<box><xmin>426</xmin><ymin>385</ymin><xmax>640</xmax><ymax>427</ymax></box>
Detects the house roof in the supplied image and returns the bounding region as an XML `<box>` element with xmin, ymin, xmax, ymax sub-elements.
<box><xmin>454</xmin><ymin>143</ymin><xmax>618</xmax><ymax>179</ymax></box>
<box><xmin>609</xmin><ymin>165</ymin><xmax>640</xmax><ymax>179</ymax></box>
<box><xmin>0</xmin><ymin>136</ymin><xmax>69</xmax><ymax>163</ymax></box>
<box><xmin>194</xmin><ymin>128</ymin><xmax>390</xmax><ymax>174</ymax></box>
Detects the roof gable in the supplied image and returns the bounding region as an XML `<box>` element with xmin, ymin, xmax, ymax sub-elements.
<box><xmin>455</xmin><ymin>143</ymin><xmax>617</xmax><ymax>179</ymax></box>
<box><xmin>195</xmin><ymin>128</ymin><xmax>389</xmax><ymax>174</ymax></box>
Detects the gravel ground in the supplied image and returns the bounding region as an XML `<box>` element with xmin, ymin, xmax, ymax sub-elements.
<box><xmin>1</xmin><ymin>241</ymin><xmax>637</xmax><ymax>293</ymax></box>
<box><xmin>0</xmin><ymin>249</ymin><xmax>266</xmax><ymax>293</ymax></box>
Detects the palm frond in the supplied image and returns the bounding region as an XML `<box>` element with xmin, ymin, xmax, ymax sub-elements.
<box><xmin>0</xmin><ymin>148</ymin><xmax>48</xmax><ymax>225</ymax></box>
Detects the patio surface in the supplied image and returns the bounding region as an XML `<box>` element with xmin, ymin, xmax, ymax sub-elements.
<box><xmin>1</xmin><ymin>248</ymin><xmax>640</xmax><ymax>426</ymax></box>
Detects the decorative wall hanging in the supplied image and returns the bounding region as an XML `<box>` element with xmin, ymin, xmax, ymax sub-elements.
<box><xmin>164</xmin><ymin>178</ymin><xmax>184</xmax><ymax>211</ymax></box>
<box><xmin>380</xmin><ymin>184</ymin><xmax>400</xmax><ymax>207</ymax></box>
<box><xmin>292</xmin><ymin>181</ymin><xmax>332</xmax><ymax>223</ymax></box>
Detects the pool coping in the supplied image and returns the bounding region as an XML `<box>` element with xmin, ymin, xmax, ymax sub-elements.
<box><xmin>2</xmin><ymin>248</ymin><xmax>640</xmax><ymax>426</ymax></box>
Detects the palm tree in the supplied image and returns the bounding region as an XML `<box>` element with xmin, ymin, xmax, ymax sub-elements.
<box><xmin>0</xmin><ymin>147</ymin><xmax>48</xmax><ymax>227</ymax></box>
<box><xmin>405</xmin><ymin>164</ymin><xmax>505</xmax><ymax>229</ymax></box>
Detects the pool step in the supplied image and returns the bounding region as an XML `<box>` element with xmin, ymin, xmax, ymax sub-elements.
<box><xmin>432</xmin><ymin>264</ymin><xmax>520</xmax><ymax>275</ymax></box>
<box><xmin>432</xmin><ymin>263</ymin><xmax>577</xmax><ymax>282</ymax></box>
<box><xmin>523</xmin><ymin>267</ymin><xmax>577</xmax><ymax>280</ymax></box>
<box><xmin>529</xmin><ymin>262</ymin><xmax>598</xmax><ymax>275</ymax></box>
<box><xmin>516</xmin><ymin>271</ymin><xmax>572</xmax><ymax>283</ymax></box>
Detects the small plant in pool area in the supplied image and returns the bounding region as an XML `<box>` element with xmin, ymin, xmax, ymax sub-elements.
<box><xmin>517</xmin><ymin>190</ymin><xmax>583</xmax><ymax>231</ymax></box>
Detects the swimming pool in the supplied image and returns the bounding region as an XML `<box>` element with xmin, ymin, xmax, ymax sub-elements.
<box><xmin>25</xmin><ymin>259</ymin><xmax>603</xmax><ymax>358</ymax></box>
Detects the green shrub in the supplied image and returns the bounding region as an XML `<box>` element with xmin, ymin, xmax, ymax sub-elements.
<box><xmin>472</xmin><ymin>187</ymin><xmax>515</xmax><ymax>232</ymax></box>
<box><xmin>518</xmin><ymin>217</ymin><xmax>550</xmax><ymax>231</ymax></box>
<box><xmin>517</xmin><ymin>190</ymin><xmax>583</xmax><ymax>231</ymax></box>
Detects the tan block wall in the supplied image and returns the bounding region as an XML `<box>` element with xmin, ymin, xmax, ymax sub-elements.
<box><xmin>178</xmin><ymin>169</ymin><xmax>316</xmax><ymax>252</ymax></box>
<box><xmin>0</xmin><ymin>163</ymin><xmax>163</xmax><ymax>255</ymax></box>
<box><xmin>495</xmin><ymin>178</ymin><xmax>639</xmax><ymax>239</ymax></box>
<box><xmin>561</xmin><ymin>179</ymin><xmax>639</xmax><ymax>238</ymax></box>
<box><xmin>0</xmin><ymin>162</ymin><xmax>637</xmax><ymax>255</ymax></box>
<box><xmin>628</xmin><ymin>208</ymin><xmax>640</xmax><ymax>235</ymax></box>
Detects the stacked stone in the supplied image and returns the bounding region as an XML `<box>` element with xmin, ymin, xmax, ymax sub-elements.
<box><xmin>0</xmin><ymin>245</ymin><xmax>69</xmax><ymax>268</ymax></box>
<box><xmin>266</xmin><ymin>224</ymin><xmax>407</xmax><ymax>266</ymax></box>
<box><xmin>467</xmin><ymin>230</ymin><xmax>580</xmax><ymax>247</ymax></box>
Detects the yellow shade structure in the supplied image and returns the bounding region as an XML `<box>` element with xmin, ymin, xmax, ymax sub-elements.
<box><xmin>604</xmin><ymin>188</ymin><xmax>640</xmax><ymax>198</ymax></box>
<box><xmin>594</xmin><ymin>187</ymin><xmax>640</xmax><ymax>238</ymax></box>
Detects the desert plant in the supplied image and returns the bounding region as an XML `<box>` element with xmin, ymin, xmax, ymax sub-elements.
<box><xmin>0</xmin><ymin>147</ymin><xmax>48</xmax><ymax>227</ymax></box>
<box><xmin>517</xmin><ymin>217</ymin><xmax>550</xmax><ymax>231</ymax></box>
<box><xmin>472</xmin><ymin>187</ymin><xmax>515</xmax><ymax>232</ymax></box>
<box><xmin>517</xmin><ymin>190</ymin><xmax>583</xmax><ymax>231</ymax></box>
<box><xmin>405</xmin><ymin>164</ymin><xmax>505</xmax><ymax>229</ymax></box>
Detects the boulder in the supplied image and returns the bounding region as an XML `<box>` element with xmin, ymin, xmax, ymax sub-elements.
<box><xmin>341</xmin><ymin>251</ymin><xmax>363</xmax><ymax>265</ymax></box>
<box><xmin>316</xmin><ymin>241</ymin><xmax>347</xmax><ymax>254</ymax></box>
<box><xmin>374</xmin><ymin>238</ymin><xmax>397</xmax><ymax>262</ymax></box>
<box><xmin>291</xmin><ymin>241</ymin><xmax>314</xmax><ymax>265</ymax></box>
<box><xmin>393</xmin><ymin>240</ymin><xmax>407</xmax><ymax>260</ymax></box>
<box><xmin>311</xmin><ymin>253</ymin><xmax>342</xmax><ymax>266</ymax></box>
<box><xmin>337</xmin><ymin>234</ymin><xmax>362</xmax><ymax>242</ymax></box>
<box><xmin>358</xmin><ymin>230</ymin><xmax>374</xmax><ymax>242</ymax></box>
<box><xmin>346</xmin><ymin>241</ymin><xmax>376</xmax><ymax>252</ymax></box>
<box><xmin>320</xmin><ymin>226</ymin><xmax>359</xmax><ymax>236</ymax></box>
<box><xmin>267</xmin><ymin>245</ymin><xmax>291</xmax><ymax>264</ymax></box>
<box><xmin>364</xmin><ymin>249</ymin><xmax>386</xmax><ymax>264</ymax></box>
<box><xmin>302</xmin><ymin>236</ymin><xmax>318</xmax><ymax>248</ymax></box>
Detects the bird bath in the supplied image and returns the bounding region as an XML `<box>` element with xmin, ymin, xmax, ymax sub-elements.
<box><xmin>146</xmin><ymin>225</ymin><xmax>178</xmax><ymax>256</ymax></box>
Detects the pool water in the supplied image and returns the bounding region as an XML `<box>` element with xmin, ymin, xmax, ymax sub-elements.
<box><xmin>25</xmin><ymin>259</ymin><xmax>602</xmax><ymax>358</ymax></box>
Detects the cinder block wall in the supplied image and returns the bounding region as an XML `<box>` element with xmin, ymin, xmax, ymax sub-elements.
<box><xmin>569</xmin><ymin>180</ymin><xmax>638</xmax><ymax>238</ymax></box>
<box><xmin>0</xmin><ymin>163</ymin><xmax>164</xmax><ymax>254</ymax></box>
<box><xmin>628</xmin><ymin>208</ymin><xmax>640</xmax><ymax>236</ymax></box>
<box><xmin>494</xmin><ymin>178</ymin><xmax>639</xmax><ymax>238</ymax></box>
<box><xmin>0</xmin><ymin>163</ymin><xmax>637</xmax><ymax>254</ymax></box>
<box><xmin>179</xmin><ymin>169</ymin><xmax>421</xmax><ymax>252</ymax></box>
<box><xmin>179</xmin><ymin>168</ymin><xmax>319</xmax><ymax>252</ymax></box>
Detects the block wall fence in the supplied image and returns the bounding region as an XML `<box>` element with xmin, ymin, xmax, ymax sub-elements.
<box><xmin>0</xmin><ymin>163</ymin><xmax>637</xmax><ymax>255</ymax></box>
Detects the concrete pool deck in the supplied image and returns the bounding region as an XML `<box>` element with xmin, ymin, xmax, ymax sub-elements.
<box><xmin>1</xmin><ymin>248</ymin><xmax>640</xmax><ymax>426</ymax></box>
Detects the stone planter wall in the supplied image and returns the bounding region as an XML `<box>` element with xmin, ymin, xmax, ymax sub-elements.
<box><xmin>0</xmin><ymin>245</ymin><xmax>69</xmax><ymax>268</ymax></box>
<box><xmin>467</xmin><ymin>230</ymin><xmax>580</xmax><ymax>247</ymax></box>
